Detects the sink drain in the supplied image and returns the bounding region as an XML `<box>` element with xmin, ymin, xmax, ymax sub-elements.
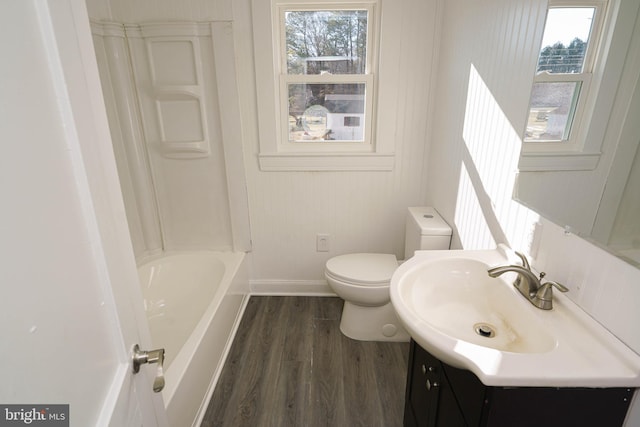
<box><xmin>474</xmin><ymin>323</ymin><xmax>496</xmax><ymax>338</ymax></box>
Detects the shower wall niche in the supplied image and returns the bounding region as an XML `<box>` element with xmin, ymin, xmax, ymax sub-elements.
<box><xmin>91</xmin><ymin>20</ymin><xmax>250</xmax><ymax>259</ymax></box>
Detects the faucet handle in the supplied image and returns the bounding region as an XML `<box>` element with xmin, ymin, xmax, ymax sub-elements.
<box><xmin>514</xmin><ymin>251</ymin><xmax>531</xmax><ymax>271</ymax></box>
<box><xmin>513</xmin><ymin>252</ymin><xmax>531</xmax><ymax>290</ymax></box>
<box><xmin>542</xmin><ymin>280</ymin><xmax>568</xmax><ymax>293</ymax></box>
<box><xmin>533</xmin><ymin>281</ymin><xmax>568</xmax><ymax>310</ymax></box>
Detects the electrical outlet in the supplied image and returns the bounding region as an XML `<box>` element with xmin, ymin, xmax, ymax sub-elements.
<box><xmin>316</xmin><ymin>234</ymin><xmax>330</xmax><ymax>252</ymax></box>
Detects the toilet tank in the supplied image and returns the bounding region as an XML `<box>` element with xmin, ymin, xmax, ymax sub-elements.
<box><xmin>404</xmin><ymin>207</ymin><xmax>452</xmax><ymax>259</ymax></box>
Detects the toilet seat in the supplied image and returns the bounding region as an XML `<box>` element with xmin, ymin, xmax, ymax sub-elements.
<box><xmin>325</xmin><ymin>253</ymin><xmax>398</xmax><ymax>286</ymax></box>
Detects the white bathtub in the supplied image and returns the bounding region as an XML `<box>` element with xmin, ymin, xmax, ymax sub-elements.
<box><xmin>137</xmin><ymin>251</ymin><xmax>249</xmax><ymax>427</ymax></box>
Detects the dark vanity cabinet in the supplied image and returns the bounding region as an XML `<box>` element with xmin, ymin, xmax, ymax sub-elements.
<box><xmin>404</xmin><ymin>340</ymin><xmax>634</xmax><ymax>427</ymax></box>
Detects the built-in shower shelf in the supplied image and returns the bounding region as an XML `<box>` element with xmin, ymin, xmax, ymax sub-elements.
<box><xmin>153</xmin><ymin>141</ymin><xmax>210</xmax><ymax>159</ymax></box>
<box><xmin>129</xmin><ymin>22</ymin><xmax>214</xmax><ymax>160</ymax></box>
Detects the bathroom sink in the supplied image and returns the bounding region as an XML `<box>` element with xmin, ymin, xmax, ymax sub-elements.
<box><xmin>402</xmin><ymin>257</ymin><xmax>556</xmax><ymax>354</ymax></box>
<box><xmin>390</xmin><ymin>245</ymin><xmax>640</xmax><ymax>387</ymax></box>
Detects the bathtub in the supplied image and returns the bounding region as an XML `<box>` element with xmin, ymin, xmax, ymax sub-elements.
<box><xmin>137</xmin><ymin>251</ymin><xmax>249</xmax><ymax>427</ymax></box>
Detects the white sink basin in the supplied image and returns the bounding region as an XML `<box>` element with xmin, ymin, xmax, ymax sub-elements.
<box><xmin>391</xmin><ymin>246</ymin><xmax>640</xmax><ymax>387</ymax></box>
<box><xmin>403</xmin><ymin>257</ymin><xmax>556</xmax><ymax>354</ymax></box>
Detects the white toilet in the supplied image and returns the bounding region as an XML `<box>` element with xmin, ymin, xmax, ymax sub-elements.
<box><xmin>324</xmin><ymin>207</ymin><xmax>452</xmax><ymax>341</ymax></box>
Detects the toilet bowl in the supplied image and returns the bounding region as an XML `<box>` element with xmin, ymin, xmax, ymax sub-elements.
<box><xmin>325</xmin><ymin>253</ymin><xmax>409</xmax><ymax>341</ymax></box>
<box><xmin>324</xmin><ymin>207</ymin><xmax>452</xmax><ymax>342</ymax></box>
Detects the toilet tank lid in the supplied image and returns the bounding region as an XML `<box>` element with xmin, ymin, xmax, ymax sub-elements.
<box><xmin>408</xmin><ymin>207</ymin><xmax>452</xmax><ymax>236</ymax></box>
<box><xmin>325</xmin><ymin>253</ymin><xmax>398</xmax><ymax>284</ymax></box>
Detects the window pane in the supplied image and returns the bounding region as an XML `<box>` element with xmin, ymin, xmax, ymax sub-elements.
<box><xmin>537</xmin><ymin>8</ymin><xmax>595</xmax><ymax>74</ymax></box>
<box><xmin>287</xmin><ymin>83</ymin><xmax>365</xmax><ymax>141</ymax></box>
<box><xmin>285</xmin><ymin>10</ymin><xmax>368</xmax><ymax>75</ymax></box>
<box><xmin>525</xmin><ymin>81</ymin><xmax>581</xmax><ymax>142</ymax></box>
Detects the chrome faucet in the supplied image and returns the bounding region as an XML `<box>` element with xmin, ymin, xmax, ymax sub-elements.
<box><xmin>487</xmin><ymin>252</ymin><xmax>568</xmax><ymax>310</ymax></box>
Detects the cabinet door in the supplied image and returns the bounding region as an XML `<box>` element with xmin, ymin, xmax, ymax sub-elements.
<box><xmin>406</xmin><ymin>342</ymin><xmax>467</xmax><ymax>427</ymax></box>
<box><xmin>434</xmin><ymin>374</ymin><xmax>467</xmax><ymax>427</ymax></box>
<box><xmin>407</xmin><ymin>342</ymin><xmax>441</xmax><ymax>426</ymax></box>
<box><xmin>442</xmin><ymin>363</ymin><xmax>487</xmax><ymax>426</ymax></box>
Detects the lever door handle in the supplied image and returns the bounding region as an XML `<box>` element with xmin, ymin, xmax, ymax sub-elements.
<box><xmin>132</xmin><ymin>344</ymin><xmax>165</xmax><ymax>392</ymax></box>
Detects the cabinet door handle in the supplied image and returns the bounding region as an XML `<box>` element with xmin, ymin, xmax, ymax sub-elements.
<box><xmin>426</xmin><ymin>379</ymin><xmax>439</xmax><ymax>391</ymax></box>
<box><xmin>421</xmin><ymin>364</ymin><xmax>436</xmax><ymax>375</ymax></box>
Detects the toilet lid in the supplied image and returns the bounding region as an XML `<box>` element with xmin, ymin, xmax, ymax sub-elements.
<box><xmin>325</xmin><ymin>253</ymin><xmax>398</xmax><ymax>285</ymax></box>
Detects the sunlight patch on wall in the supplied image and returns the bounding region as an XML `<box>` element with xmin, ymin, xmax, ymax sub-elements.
<box><xmin>455</xmin><ymin>163</ymin><xmax>496</xmax><ymax>249</ymax></box>
<box><xmin>455</xmin><ymin>64</ymin><xmax>539</xmax><ymax>253</ymax></box>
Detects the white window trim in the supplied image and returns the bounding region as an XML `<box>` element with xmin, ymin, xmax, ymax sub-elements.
<box><xmin>519</xmin><ymin>0</ymin><xmax>618</xmax><ymax>171</ymax></box>
<box><xmin>252</xmin><ymin>0</ymin><xmax>392</xmax><ymax>171</ymax></box>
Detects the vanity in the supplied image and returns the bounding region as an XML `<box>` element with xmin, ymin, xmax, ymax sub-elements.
<box><xmin>390</xmin><ymin>246</ymin><xmax>640</xmax><ymax>427</ymax></box>
<box><xmin>405</xmin><ymin>340</ymin><xmax>633</xmax><ymax>427</ymax></box>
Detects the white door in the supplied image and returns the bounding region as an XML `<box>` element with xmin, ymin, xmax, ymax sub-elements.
<box><xmin>0</xmin><ymin>1</ymin><xmax>168</xmax><ymax>426</ymax></box>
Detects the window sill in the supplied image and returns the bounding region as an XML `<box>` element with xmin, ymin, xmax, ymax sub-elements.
<box><xmin>258</xmin><ymin>152</ymin><xmax>395</xmax><ymax>171</ymax></box>
<box><xmin>518</xmin><ymin>151</ymin><xmax>601</xmax><ymax>171</ymax></box>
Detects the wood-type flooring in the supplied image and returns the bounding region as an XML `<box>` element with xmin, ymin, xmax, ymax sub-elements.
<box><xmin>201</xmin><ymin>296</ymin><xmax>409</xmax><ymax>427</ymax></box>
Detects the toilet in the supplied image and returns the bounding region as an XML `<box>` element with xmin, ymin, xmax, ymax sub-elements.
<box><xmin>324</xmin><ymin>207</ymin><xmax>452</xmax><ymax>341</ymax></box>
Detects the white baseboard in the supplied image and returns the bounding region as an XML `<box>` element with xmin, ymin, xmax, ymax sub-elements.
<box><xmin>250</xmin><ymin>279</ymin><xmax>336</xmax><ymax>296</ymax></box>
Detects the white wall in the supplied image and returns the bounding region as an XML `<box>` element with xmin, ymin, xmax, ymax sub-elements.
<box><xmin>426</xmin><ymin>0</ymin><xmax>545</xmax><ymax>251</ymax></box>
<box><xmin>610</xmin><ymin>144</ymin><xmax>640</xmax><ymax>253</ymax></box>
<box><xmin>233</xmin><ymin>0</ymin><xmax>442</xmax><ymax>291</ymax></box>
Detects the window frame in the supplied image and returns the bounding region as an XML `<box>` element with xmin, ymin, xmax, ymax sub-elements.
<box><xmin>254</xmin><ymin>0</ymin><xmax>391</xmax><ymax>171</ymax></box>
<box><xmin>520</xmin><ymin>0</ymin><xmax>611</xmax><ymax>171</ymax></box>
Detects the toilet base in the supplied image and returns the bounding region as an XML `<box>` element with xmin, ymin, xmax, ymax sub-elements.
<box><xmin>339</xmin><ymin>301</ymin><xmax>410</xmax><ymax>342</ymax></box>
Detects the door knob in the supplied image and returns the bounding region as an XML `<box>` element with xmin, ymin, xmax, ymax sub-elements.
<box><xmin>132</xmin><ymin>344</ymin><xmax>165</xmax><ymax>392</ymax></box>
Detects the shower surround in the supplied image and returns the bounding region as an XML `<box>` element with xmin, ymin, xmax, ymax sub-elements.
<box><xmin>90</xmin><ymin>12</ymin><xmax>251</xmax><ymax>426</ymax></box>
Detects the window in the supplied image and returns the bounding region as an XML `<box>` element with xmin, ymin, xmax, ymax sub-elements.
<box><xmin>524</xmin><ymin>2</ymin><xmax>606</xmax><ymax>148</ymax></box>
<box><xmin>253</xmin><ymin>0</ymin><xmax>391</xmax><ymax>171</ymax></box>
<box><xmin>278</xmin><ymin>7</ymin><xmax>375</xmax><ymax>150</ymax></box>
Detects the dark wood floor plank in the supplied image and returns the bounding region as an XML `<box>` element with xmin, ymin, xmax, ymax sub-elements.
<box><xmin>202</xmin><ymin>296</ymin><xmax>409</xmax><ymax>427</ymax></box>
<box><xmin>371</xmin><ymin>341</ymin><xmax>409</xmax><ymax>426</ymax></box>
<box><xmin>204</xmin><ymin>296</ymin><xmax>282</xmax><ymax>427</ymax></box>
<box><xmin>282</xmin><ymin>296</ymin><xmax>315</xmax><ymax>363</ymax></box>
<box><xmin>271</xmin><ymin>360</ymin><xmax>312</xmax><ymax>427</ymax></box>
<box><xmin>309</xmin><ymin>318</ymin><xmax>347</xmax><ymax>426</ymax></box>
<box><xmin>241</xmin><ymin>297</ymin><xmax>290</xmax><ymax>427</ymax></box>
<box><xmin>312</xmin><ymin>296</ymin><xmax>343</xmax><ymax>320</ymax></box>
<box><xmin>201</xmin><ymin>297</ymin><xmax>265</xmax><ymax>427</ymax></box>
<box><xmin>216</xmin><ymin>299</ymin><xmax>271</xmax><ymax>427</ymax></box>
<box><xmin>341</xmin><ymin>338</ymin><xmax>385</xmax><ymax>426</ymax></box>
